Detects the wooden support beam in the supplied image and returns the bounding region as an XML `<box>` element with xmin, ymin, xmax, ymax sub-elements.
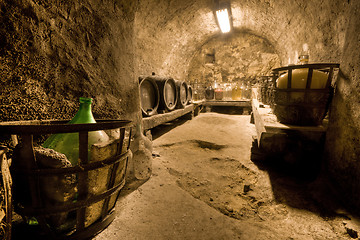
<box><xmin>203</xmin><ymin>100</ymin><xmax>251</xmax><ymax>107</ymax></box>
<box><xmin>142</xmin><ymin>104</ymin><xmax>195</xmax><ymax>130</ymax></box>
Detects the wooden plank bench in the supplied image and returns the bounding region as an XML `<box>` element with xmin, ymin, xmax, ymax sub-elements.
<box><xmin>142</xmin><ymin>104</ymin><xmax>196</xmax><ymax>131</ymax></box>
<box><xmin>252</xmin><ymin>98</ymin><xmax>327</xmax><ymax>150</ymax></box>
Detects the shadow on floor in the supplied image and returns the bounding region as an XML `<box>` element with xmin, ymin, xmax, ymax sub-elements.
<box><xmin>208</xmin><ymin>106</ymin><xmax>246</xmax><ymax>115</ymax></box>
<box><xmin>150</xmin><ymin>118</ymin><xmax>189</xmax><ymax>140</ymax></box>
<box><xmin>250</xmin><ymin>138</ymin><xmax>352</xmax><ymax>220</ymax></box>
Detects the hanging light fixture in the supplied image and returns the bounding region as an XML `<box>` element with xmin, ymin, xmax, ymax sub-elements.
<box><xmin>216</xmin><ymin>8</ymin><xmax>231</xmax><ymax>33</ymax></box>
<box><xmin>214</xmin><ymin>1</ymin><xmax>232</xmax><ymax>33</ymax></box>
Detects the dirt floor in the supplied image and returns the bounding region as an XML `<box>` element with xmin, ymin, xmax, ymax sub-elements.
<box><xmin>94</xmin><ymin>112</ymin><xmax>360</xmax><ymax>240</ymax></box>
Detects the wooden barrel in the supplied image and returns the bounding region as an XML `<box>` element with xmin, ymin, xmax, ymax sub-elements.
<box><xmin>187</xmin><ymin>85</ymin><xmax>193</xmax><ymax>104</ymax></box>
<box><xmin>0</xmin><ymin>120</ymin><xmax>132</xmax><ymax>239</ymax></box>
<box><xmin>152</xmin><ymin>76</ymin><xmax>177</xmax><ymax>112</ymax></box>
<box><xmin>139</xmin><ymin>76</ymin><xmax>159</xmax><ymax>117</ymax></box>
<box><xmin>175</xmin><ymin>80</ymin><xmax>188</xmax><ymax>108</ymax></box>
<box><xmin>271</xmin><ymin>63</ymin><xmax>339</xmax><ymax>125</ymax></box>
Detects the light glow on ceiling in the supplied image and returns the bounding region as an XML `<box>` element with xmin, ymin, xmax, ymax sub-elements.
<box><xmin>216</xmin><ymin>8</ymin><xmax>231</xmax><ymax>33</ymax></box>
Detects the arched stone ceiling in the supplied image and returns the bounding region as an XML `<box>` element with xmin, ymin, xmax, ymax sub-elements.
<box><xmin>135</xmin><ymin>0</ymin><xmax>347</xmax><ymax>81</ymax></box>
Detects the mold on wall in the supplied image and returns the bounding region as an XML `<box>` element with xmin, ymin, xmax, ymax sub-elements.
<box><xmin>135</xmin><ymin>0</ymin><xmax>218</xmax><ymax>80</ymax></box>
<box><xmin>0</xmin><ymin>0</ymin><xmax>140</xmax><ymax>123</ymax></box>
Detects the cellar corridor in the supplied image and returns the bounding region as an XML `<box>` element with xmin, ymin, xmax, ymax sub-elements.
<box><xmin>2</xmin><ymin>1</ymin><xmax>360</xmax><ymax>239</ymax></box>
<box><xmin>92</xmin><ymin>113</ymin><xmax>358</xmax><ymax>240</ymax></box>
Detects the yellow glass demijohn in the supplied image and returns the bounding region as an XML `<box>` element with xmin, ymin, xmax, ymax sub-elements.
<box><xmin>276</xmin><ymin>69</ymin><xmax>328</xmax><ymax>89</ymax></box>
<box><xmin>231</xmin><ymin>83</ymin><xmax>242</xmax><ymax>100</ymax></box>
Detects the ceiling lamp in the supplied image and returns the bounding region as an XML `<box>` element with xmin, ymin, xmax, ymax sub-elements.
<box><xmin>216</xmin><ymin>8</ymin><xmax>231</xmax><ymax>33</ymax></box>
<box><xmin>214</xmin><ymin>1</ymin><xmax>232</xmax><ymax>33</ymax></box>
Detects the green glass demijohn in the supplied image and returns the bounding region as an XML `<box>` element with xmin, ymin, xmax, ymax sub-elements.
<box><xmin>42</xmin><ymin>97</ymin><xmax>109</xmax><ymax>165</ymax></box>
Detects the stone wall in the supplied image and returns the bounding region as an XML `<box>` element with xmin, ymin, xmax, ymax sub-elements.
<box><xmin>135</xmin><ymin>0</ymin><xmax>218</xmax><ymax>80</ymax></box>
<box><xmin>324</xmin><ymin>0</ymin><xmax>360</xmax><ymax>212</ymax></box>
<box><xmin>230</xmin><ymin>0</ymin><xmax>347</xmax><ymax>65</ymax></box>
<box><xmin>187</xmin><ymin>30</ymin><xmax>281</xmax><ymax>87</ymax></box>
<box><xmin>0</xmin><ymin>0</ymin><xmax>139</xmax><ymax>122</ymax></box>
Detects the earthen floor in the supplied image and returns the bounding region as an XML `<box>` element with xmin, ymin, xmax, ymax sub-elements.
<box><xmin>95</xmin><ymin>112</ymin><xmax>359</xmax><ymax>240</ymax></box>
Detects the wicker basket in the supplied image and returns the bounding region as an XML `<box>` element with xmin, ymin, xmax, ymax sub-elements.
<box><xmin>271</xmin><ymin>63</ymin><xmax>339</xmax><ymax>126</ymax></box>
<box><xmin>0</xmin><ymin>119</ymin><xmax>132</xmax><ymax>239</ymax></box>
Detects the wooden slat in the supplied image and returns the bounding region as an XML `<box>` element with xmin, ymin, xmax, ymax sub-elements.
<box><xmin>101</xmin><ymin>128</ymin><xmax>126</xmax><ymax>219</ymax></box>
<box><xmin>20</xmin><ymin>135</ymin><xmax>52</xmax><ymax>234</ymax></box>
<box><xmin>67</xmin><ymin>210</ymin><xmax>116</xmax><ymax>240</ymax></box>
<box><xmin>12</xmin><ymin>150</ymin><xmax>131</xmax><ymax>176</ymax></box>
<box><xmin>17</xmin><ymin>179</ymin><xmax>127</xmax><ymax>216</ymax></box>
<box><xmin>287</xmin><ymin>68</ymin><xmax>292</xmax><ymax>89</ymax></box>
<box><xmin>20</xmin><ymin>135</ymin><xmax>41</xmax><ymax>207</ymax></box>
<box><xmin>76</xmin><ymin>131</ymin><xmax>89</xmax><ymax>231</ymax></box>
<box><xmin>306</xmin><ymin>68</ymin><xmax>313</xmax><ymax>89</ymax></box>
<box><xmin>0</xmin><ymin>120</ymin><xmax>132</xmax><ymax>135</ymax></box>
<box><xmin>256</xmin><ymin>105</ymin><xmax>327</xmax><ymax>133</ymax></box>
<box><xmin>272</xmin><ymin>63</ymin><xmax>340</xmax><ymax>72</ymax></box>
<box><xmin>326</xmin><ymin>66</ymin><xmax>335</xmax><ymax>88</ymax></box>
<box><xmin>203</xmin><ymin>100</ymin><xmax>251</xmax><ymax>107</ymax></box>
<box><xmin>142</xmin><ymin>104</ymin><xmax>194</xmax><ymax>130</ymax></box>
<box><xmin>251</xmin><ymin>99</ymin><xmax>266</xmax><ymax>145</ymax></box>
<box><xmin>251</xmin><ymin>87</ymin><xmax>259</xmax><ymax>100</ymax></box>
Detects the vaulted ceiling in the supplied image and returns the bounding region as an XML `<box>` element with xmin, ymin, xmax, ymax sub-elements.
<box><xmin>135</xmin><ymin>0</ymin><xmax>346</xmax><ymax>80</ymax></box>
